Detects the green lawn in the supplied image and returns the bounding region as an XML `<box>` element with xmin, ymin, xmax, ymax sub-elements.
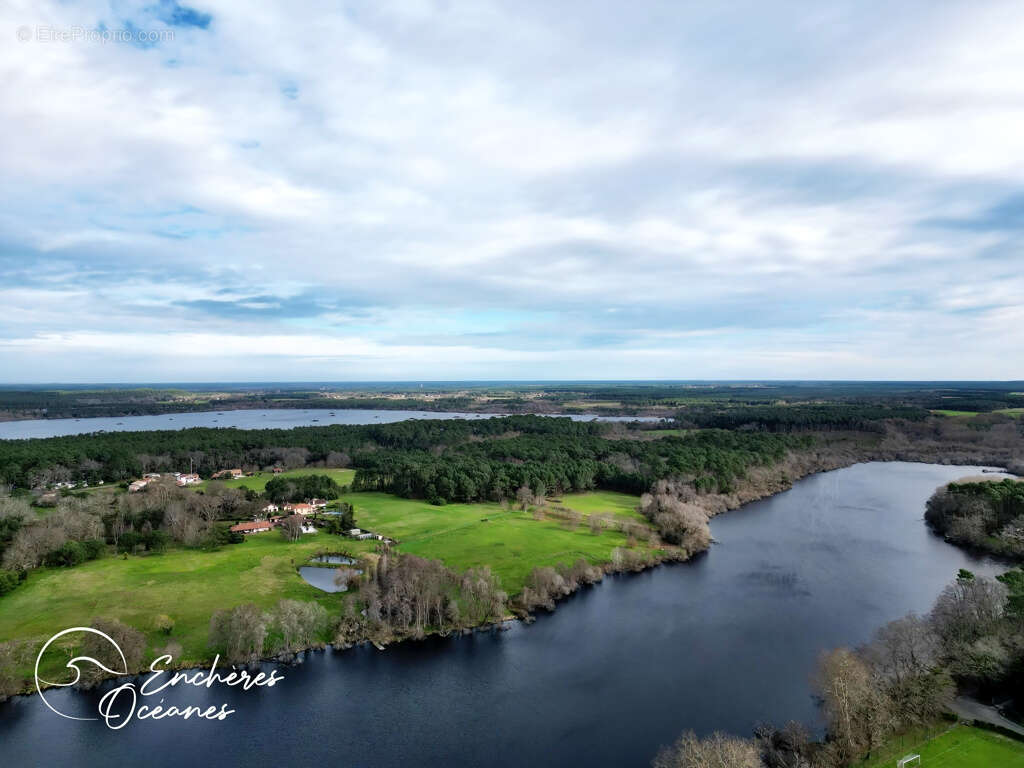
<box><xmin>995</xmin><ymin>408</ymin><xmax>1024</xmax><ymax>418</ymax></box>
<box><xmin>931</xmin><ymin>410</ymin><xmax>981</xmax><ymax>417</ymax></box>
<box><xmin>202</xmin><ymin>467</ymin><xmax>356</xmax><ymax>492</ymax></box>
<box><xmin>553</xmin><ymin>490</ymin><xmax>647</xmax><ymax>522</ymax></box>
<box><xmin>857</xmin><ymin>724</ymin><xmax>1024</xmax><ymax>768</ymax></box>
<box><xmin>639</xmin><ymin>428</ymin><xmax>693</xmax><ymax>438</ymax></box>
<box><xmin>0</xmin><ymin>532</ymin><xmax>375</xmax><ymax>679</ymax></box>
<box><xmin>344</xmin><ymin>490</ymin><xmax>654</xmax><ymax>593</ymax></box>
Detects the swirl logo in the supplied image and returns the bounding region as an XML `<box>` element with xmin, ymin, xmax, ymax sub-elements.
<box><xmin>35</xmin><ymin>627</ymin><xmax>129</xmax><ymax>722</ymax></box>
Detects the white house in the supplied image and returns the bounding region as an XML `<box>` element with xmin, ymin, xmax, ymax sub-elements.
<box><xmin>230</xmin><ymin>521</ymin><xmax>272</xmax><ymax>535</ymax></box>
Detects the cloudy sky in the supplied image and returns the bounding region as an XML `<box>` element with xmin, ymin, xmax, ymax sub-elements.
<box><xmin>2</xmin><ymin>0</ymin><xmax>1022</xmax><ymax>382</ymax></box>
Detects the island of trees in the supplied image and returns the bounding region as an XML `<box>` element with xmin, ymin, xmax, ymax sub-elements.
<box><xmin>926</xmin><ymin>478</ymin><xmax>1024</xmax><ymax>558</ymax></box>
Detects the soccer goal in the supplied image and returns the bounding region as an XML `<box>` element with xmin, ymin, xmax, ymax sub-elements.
<box><xmin>897</xmin><ymin>755</ymin><xmax>921</xmax><ymax>768</ymax></box>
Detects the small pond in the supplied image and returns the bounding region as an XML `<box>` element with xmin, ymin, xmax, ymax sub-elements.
<box><xmin>299</xmin><ymin>565</ymin><xmax>363</xmax><ymax>592</ymax></box>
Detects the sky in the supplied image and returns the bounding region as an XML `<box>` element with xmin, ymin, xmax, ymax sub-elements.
<box><xmin>1</xmin><ymin>0</ymin><xmax>1022</xmax><ymax>383</ymax></box>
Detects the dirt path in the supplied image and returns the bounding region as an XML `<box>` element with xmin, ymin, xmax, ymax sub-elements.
<box><xmin>950</xmin><ymin>696</ymin><xmax>1024</xmax><ymax>737</ymax></box>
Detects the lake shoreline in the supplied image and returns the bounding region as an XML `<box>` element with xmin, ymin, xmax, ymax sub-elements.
<box><xmin>12</xmin><ymin>452</ymin><xmax>1013</xmax><ymax>701</ymax></box>
<box><xmin>0</xmin><ymin>407</ymin><xmax>665</xmax><ymax>440</ymax></box>
<box><xmin>0</xmin><ymin>405</ymin><xmax>669</xmax><ymax>428</ymax></box>
<box><xmin>3</xmin><ymin>460</ymin><xmax>1014</xmax><ymax>767</ymax></box>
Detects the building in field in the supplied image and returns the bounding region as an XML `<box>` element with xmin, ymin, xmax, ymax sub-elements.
<box><xmin>176</xmin><ymin>473</ymin><xmax>201</xmax><ymax>486</ymax></box>
<box><xmin>212</xmin><ymin>468</ymin><xmax>244</xmax><ymax>480</ymax></box>
<box><xmin>230</xmin><ymin>521</ymin><xmax>272</xmax><ymax>535</ymax></box>
<box><xmin>284</xmin><ymin>503</ymin><xmax>314</xmax><ymax>516</ymax></box>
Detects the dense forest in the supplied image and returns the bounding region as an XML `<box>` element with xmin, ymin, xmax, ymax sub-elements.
<box><xmin>350</xmin><ymin>429</ymin><xmax>807</xmax><ymax>501</ymax></box>
<box><xmin>0</xmin><ymin>415</ymin><xmax>811</xmax><ymax>505</ymax></box>
<box><xmin>0</xmin><ymin>416</ymin><xmax>810</xmax><ymax>502</ymax></box>
<box><xmin>677</xmin><ymin>404</ymin><xmax>928</xmax><ymax>431</ymax></box>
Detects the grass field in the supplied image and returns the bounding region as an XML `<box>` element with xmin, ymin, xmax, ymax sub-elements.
<box><xmin>201</xmin><ymin>467</ymin><xmax>356</xmax><ymax>492</ymax></box>
<box><xmin>931</xmin><ymin>410</ymin><xmax>981</xmax><ymax>417</ymax></box>
<box><xmin>0</xmin><ymin>532</ymin><xmax>376</xmax><ymax>681</ymax></box>
<box><xmin>639</xmin><ymin>428</ymin><xmax>693</xmax><ymax>438</ymax></box>
<box><xmin>344</xmin><ymin>490</ymin><xmax>652</xmax><ymax>593</ymax></box>
<box><xmin>857</xmin><ymin>724</ymin><xmax>1024</xmax><ymax>768</ymax></box>
<box><xmin>0</xmin><ymin>486</ymin><xmax>655</xmax><ymax>686</ymax></box>
<box><xmin>553</xmin><ymin>490</ymin><xmax>647</xmax><ymax>522</ymax></box>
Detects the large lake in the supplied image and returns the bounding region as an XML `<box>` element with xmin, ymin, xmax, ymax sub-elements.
<box><xmin>0</xmin><ymin>408</ymin><xmax>661</xmax><ymax>440</ymax></box>
<box><xmin>0</xmin><ymin>462</ymin><xmax>1009</xmax><ymax>766</ymax></box>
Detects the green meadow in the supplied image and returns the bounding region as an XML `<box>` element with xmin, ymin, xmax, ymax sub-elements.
<box><xmin>342</xmin><ymin>489</ymin><xmax>652</xmax><ymax>593</ymax></box>
<box><xmin>639</xmin><ymin>428</ymin><xmax>694</xmax><ymax>438</ymax></box>
<box><xmin>202</xmin><ymin>467</ymin><xmax>357</xmax><ymax>492</ymax></box>
<box><xmin>552</xmin><ymin>490</ymin><xmax>648</xmax><ymax>522</ymax></box>
<box><xmin>0</xmin><ymin>532</ymin><xmax>377</xmax><ymax>682</ymax></box>
<box><xmin>856</xmin><ymin>724</ymin><xmax>1024</xmax><ymax>768</ymax></box>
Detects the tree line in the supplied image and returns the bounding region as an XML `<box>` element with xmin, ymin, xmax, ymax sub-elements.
<box><xmin>350</xmin><ymin>429</ymin><xmax>808</xmax><ymax>503</ymax></box>
<box><xmin>678</xmin><ymin>404</ymin><xmax>928</xmax><ymax>432</ymax></box>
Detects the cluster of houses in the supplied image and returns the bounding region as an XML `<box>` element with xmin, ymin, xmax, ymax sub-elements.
<box><xmin>122</xmin><ymin>465</ymin><xmax>391</xmax><ymax>544</ymax></box>
<box><xmin>127</xmin><ymin>471</ymin><xmax>201</xmax><ymax>492</ymax></box>
<box><xmin>126</xmin><ymin>467</ymin><xmax>294</xmax><ymax>493</ymax></box>
<box><xmin>229</xmin><ymin>516</ymin><xmax>388</xmax><ymax>541</ymax></box>
<box><xmin>230</xmin><ymin>517</ymin><xmax>317</xmax><ymax>535</ymax></box>
<box><xmin>211</xmin><ymin>468</ymin><xmax>245</xmax><ymax>480</ymax></box>
<box><xmin>227</xmin><ymin>499</ymin><xmax>328</xmax><ymax>537</ymax></box>
<box><xmin>51</xmin><ymin>480</ymin><xmax>104</xmax><ymax>490</ymax></box>
<box><xmin>260</xmin><ymin>499</ymin><xmax>328</xmax><ymax>516</ymax></box>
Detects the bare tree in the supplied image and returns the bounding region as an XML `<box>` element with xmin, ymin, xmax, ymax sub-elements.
<box><xmin>78</xmin><ymin>618</ymin><xmax>147</xmax><ymax>688</ymax></box>
<box><xmin>208</xmin><ymin>603</ymin><xmax>269</xmax><ymax>663</ymax></box>
<box><xmin>271</xmin><ymin>599</ymin><xmax>327</xmax><ymax>653</ymax></box>
<box><xmin>814</xmin><ymin>648</ymin><xmax>893</xmax><ymax>764</ymax></box>
<box><xmin>930</xmin><ymin>570</ymin><xmax>1007</xmax><ymax>649</ymax></box>
<box><xmin>0</xmin><ymin>641</ymin><xmax>24</xmax><ymax>701</ymax></box>
<box><xmin>279</xmin><ymin>515</ymin><xmax>304</xmax><ymax>542</ymax></box>
<box><xmin>653</xmin><ymin>730</ymin><xmax>760</xmax><ymax>768</ymax></box>
<box><xmin>334</xmin><ymin>567</ymin><xmax>359</xmax><ymax>591</ymax></box>
<box><xmin>860</xmin><ymin>614</ymin><xmax>952</xmax><ymax>725</ymax></box>
<box><xmin>515</xmin><ymin>484</ymin><xmax>533</xmax><ymax>511</ymax></box>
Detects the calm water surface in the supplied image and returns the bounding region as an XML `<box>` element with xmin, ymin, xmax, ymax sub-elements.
<box><xmin>0</xmin><ymin>462</ymin><xmax>1007</xmax><ymax>766</ymax></box>
<box><xmin>0</xmin><ymin>409</ymin><xmax>661</xmax><ymax>439</ymax></box>
<box><xmin>299</xmin><ymin>566</ymin><xmax>363</xmax><ymax>592</ymax></box>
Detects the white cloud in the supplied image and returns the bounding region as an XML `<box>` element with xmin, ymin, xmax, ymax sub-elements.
<box><xmin>0</xmin><ymin>0</ymin><xmax>1022</xmax><ymax>380</ymax></box>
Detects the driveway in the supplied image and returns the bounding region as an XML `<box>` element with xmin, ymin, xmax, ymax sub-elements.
<box><xmin>950</xmin><ymin>696</ymin><xmax>1024</xmax><ymax>737</ymax></box>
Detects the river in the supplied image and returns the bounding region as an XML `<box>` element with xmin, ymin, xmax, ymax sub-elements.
<box><xmin>0</xmin><ymin>462</ymin><xmax>1008</xmax><ymax>766</ymax></box>
<box><xmin>0</xmin><ymin>408</ymin><xmax>661</xmax><ymax>440</ymax></box>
